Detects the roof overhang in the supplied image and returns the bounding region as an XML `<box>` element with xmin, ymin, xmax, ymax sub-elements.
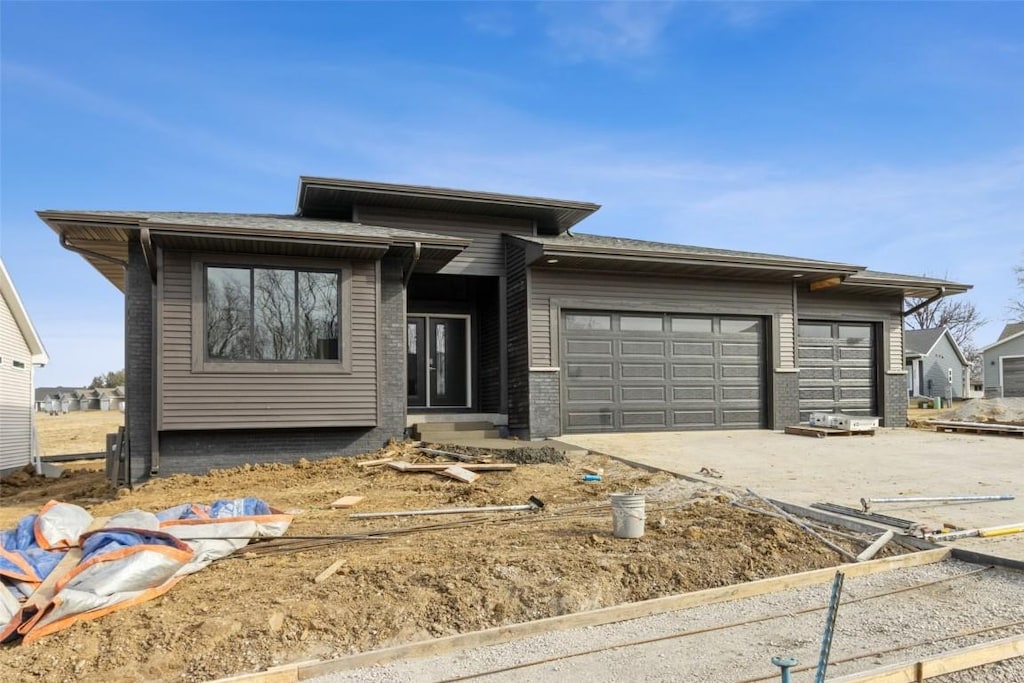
<box><xmin>513</xmin><ymin>236</ymin><xmax>864</xmax><ymax>282</ymax></box>
<box><xmin>297</xmin><ymin>176</ymin><xmax>600</xmax><ymax>235</ymax></box>
<box><xmin>839</xmin><ymin>272</ymin><xmax>972</xmax><ymax>299</ymax></box>
<box><xmin>0</xmin><ymin>258</ymin><xmax>48</xmax><ymax>365</ymax></box>
<box><xmin>981</xmin><ymin>328</ymin><xmax>1024</xmax><ymax>352</ymax></box>
<box><xmin>37</xmin><ymin>211</ymin><xmax>470</xmax><ymax>291</ymax></box>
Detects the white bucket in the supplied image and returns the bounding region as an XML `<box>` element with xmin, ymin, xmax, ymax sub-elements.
<box><xmin>610</xmin><ymin>493</ymin><xmax>646</xmax><ymax>539</ymax></box>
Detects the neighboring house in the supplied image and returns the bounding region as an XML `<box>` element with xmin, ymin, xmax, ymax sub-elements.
<box><xmin>981</xmin><ymin>322</ymin><xmax>1024</xmax><ymax>398</ymax></box>
<box><xmin>35</xmin><ymin>387</ymin><xmax>77</xmax><ymax>413</ymax></box>
<box><xmin>904</xmin><ymin>327</ymin><xmax>970</xmax><ymax>400</ymax></box>
<box><xmin>36</xmin><ymin>385</ymin><xmax>126</xmax><ymax>412</ymax></box>
<box><xmin>38</xmin><ymin>177</ymin><xmax>971</xmax><ymax>483</ymax></box>
<box><xmin>1</xmin><ymin>258</ymin><xmax>49</xmax><ymax>476</ymax></box>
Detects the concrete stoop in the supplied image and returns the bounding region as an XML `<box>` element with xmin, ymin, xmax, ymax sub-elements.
<box><xmin>413</xmin><ymin>421</ymin><xmax>501</xmax><ymax>442</ymax></box>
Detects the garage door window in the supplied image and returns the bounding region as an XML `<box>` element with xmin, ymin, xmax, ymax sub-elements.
<box><xmin>566</xmin><ymin>313</ymin><xmax>611</xmax><ymax>331</ymax></box>
<box><xmin>839</xmin><ymin>325</ymin><xmax>871</xmax><ymax>340</ymax></box>
<box><xmin>620</xmin><ymin>316</ymin><xmax>663</xmax><ymax>332</ymax></box>
<box><xmin>799</xmin><ymin>322</ymin><xmax>832</xmax><ymax>338</ymax></box>
<box><xmin>721</xmin><ymin>319</ymin><xmax>761</xmax><ymax>334</ymax></box>
<box><xmin>672</xmin><ymin>317</ymin><xmax>713</xmax><ymax>333</ymax></box>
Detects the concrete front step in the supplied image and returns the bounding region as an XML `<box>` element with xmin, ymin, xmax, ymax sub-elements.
<box><xmin>414</xmin><ymin>421</ymin><xmax>496</xmax><ymax>432</ymax></box>
<box><xmin>416</xmin><ymin>429</ymin><xmax>502</xmax><ymax>442</ymax></box>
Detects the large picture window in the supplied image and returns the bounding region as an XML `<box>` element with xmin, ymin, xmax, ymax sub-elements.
<box><xmin>205</xmin><ymin>265</ymin><xmax>340</xmax><ymax>362</ymax></box>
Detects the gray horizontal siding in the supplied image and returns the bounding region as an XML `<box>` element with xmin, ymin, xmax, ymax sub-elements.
<box><xmin>983</xmin><ymin>334</ymin><xmax>1024</xmax><ymax>394</ymax></box>
<box><xmin>356</xmin><ymin>207</ymin><xmax>534</xmax><ymax>276</ymax></box>
<box><xmin>797</xmin><ymin>290</ymin><xmax>904</xmax><ymax>372</ymax></box>
<box><xmin>158</xmin><ymin>251</ymin><xmax>378</xmax><ymax>430</ymax></box>
<box><xmin>1</xmin><ymin>294</ymin><xmax>33</xmax><ymax>471</ymax></box>
<box><xmin>529</xmin><ymin>269</ymin><xmax>794</xmax><ymax>368</ymax></box>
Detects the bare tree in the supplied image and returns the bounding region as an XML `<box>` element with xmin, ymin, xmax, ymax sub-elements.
<box><xmin>1009</xmin><ymin>261</ymin><xmax>1024</xmax><ymax>321</ymax></box>
<box><xmin>905</xmin><ymin>296</ymin><xmax>986</xmax><ymax>349</ymax></box>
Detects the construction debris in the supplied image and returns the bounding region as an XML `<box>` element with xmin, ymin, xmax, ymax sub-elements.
<box><xmin>329</xmin><ymin>496</ymin><xmax>365</xmax><ymax>509</ymax></box>
<box><xmin>355</xmin><ymin>457</ymin><xmax>394</xmax><ymax>468</ymax></box>
<box><xmin>811</xmin><ymin>503</ymin><xmax>917</xmax><ymax>530</ymax></box>
<box><xmin>419</xmin><ymin>447</ymin><xmax>483</xmax><ymax>463</ymax></box>
<box><xmin>744</xmin><ymin>489</ymin><xmax>859</xmax><ymax>562</ymax></box>
<box><xmin>928</xmin><ymin>522</ymin><xmax>1024</xmax><ymax>542</ymax></box>
<box><xmin>855</xmin><ymin>530</ymin><xmax>895</xmax><ymax>562</ymax></box>
<box><xmin>861</xmin><ymin>494</ymin><xmax>1015</xmax><ymax>511</ymax></box>
<box><xmin>698</xmin><ymin>467</ymin><xmax>723</xmax><ymax>479</ymax></box>
<box><xmin>349</xmin><ymin>496</ymin><xmax>545</xmax><ymax>520</ymax></box>
<box><xmin>388</xmin><ymin>461</ymin><xmax>517</xmax><ymax>473</ymax></box>
<box><xmin>439</xmin><ymin>466</ymin><xmax>480</xmax><ymax>484</ymax></box>
<box><xmin>313</xmin><ymin>559</ymin><xmax>345</xmax><ymax>583</ymax></box>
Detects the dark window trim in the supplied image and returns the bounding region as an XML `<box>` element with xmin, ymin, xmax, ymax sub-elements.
<box><xmin>190</xmin><ymin>253</ymin><xmax>352</xmax><ymax>374</ymax></box>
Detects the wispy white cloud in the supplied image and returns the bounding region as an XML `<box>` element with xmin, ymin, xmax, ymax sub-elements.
<box><xmin>463</xmin><ymin>7</ymin><xmax>519</xmax><ymax>38</ymax></box>
<box><xmin>710</xmin><ymin>1</ymin><xmax>793</xmax><ymax>30</ymax></box>
<box><xmin>541</xmin><ymin>1</ymin><xmax>678</xmax><ymax>63</ymax></box>
<box><xmin>2</xmin><ymin>63</ymin><xmax>300</xmax><ymax>178</ymax></box>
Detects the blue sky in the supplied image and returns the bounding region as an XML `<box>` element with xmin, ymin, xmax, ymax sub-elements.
<box><xmin>2</xmin><ymin>1</ymin><xmax>1022</xmax><ymax>386</ymax></box>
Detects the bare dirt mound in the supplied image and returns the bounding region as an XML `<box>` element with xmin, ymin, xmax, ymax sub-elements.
<box><xmin>0</xmin><ymin>444</ymin><xmax>887</xmax><ymax>683</ymax></box>
<box><xmin>942</xmin><ymin>397</ymin><xmax>1024</xmax><ymax>425</ymax></box>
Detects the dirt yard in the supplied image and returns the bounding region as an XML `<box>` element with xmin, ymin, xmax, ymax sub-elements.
<box><xmin>908</xmin><ymin>397</ymin><xmax>1024</xmax><ymax>428</ymax></box>
<box><xmin>0</xmin><ymin>442</ymin><xmax>889</xmax><ymax>683</ymax></box>
<box><xmin>35</xmin><ymin>410</ymin><xmax>124</xmax><ymax>456</ymax></box>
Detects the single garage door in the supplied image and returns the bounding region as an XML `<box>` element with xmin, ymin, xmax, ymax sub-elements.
<box><xmin>561</xmin><ymin>311</ymin><xmax>765</xmax><ymax>433</ymax></box>
<box><xmin>1004</xmin><ymin>357</ymin><xmax>1024</xmax><ymax>398</ymax></box>
<box><xmin>798</xmin><ymin>321</ymin><xmax>877</xmax><ymax>419</ymax></box>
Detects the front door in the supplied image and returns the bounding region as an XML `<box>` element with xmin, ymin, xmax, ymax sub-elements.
<box><xmin>407</xmin><ymin>315</ymin><xmax>470</xmax><ymax>408</ymax></box>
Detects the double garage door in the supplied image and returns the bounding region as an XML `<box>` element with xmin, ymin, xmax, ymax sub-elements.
<box><xmin>561</xmin><ymin>311</ymin><xmax>765</xmax><ymax>433</ymax></box>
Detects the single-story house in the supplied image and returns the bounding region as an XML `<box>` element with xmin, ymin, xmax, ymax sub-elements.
<box><xmin>981</xmin><ymin>322</ymin><xmax>1024</xmax><ymax>398</ymax></box>
<box><xmin>904</xmin><ymin>327</ymin><xmax>970</xmax><ymax>400</ymax></box>
<box><xmin>38</xmin><ymin>177</ymin><xmax>971</xmax><ymax>483</ymax></box>
<box><xmin>1</xmin><ymin>257</ymin><xmax>49</xmax><ymax>476</ymax></box>
<box><xmin>36</xmin><ymin>386</ymin><xmax>126</xmax><ymax>412</ymax></box>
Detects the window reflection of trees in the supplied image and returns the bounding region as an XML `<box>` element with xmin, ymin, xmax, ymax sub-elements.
<box><xmin>206</xmin><ymin>266</ymin><xmax>339</xmax><ymax>362</ymax></box>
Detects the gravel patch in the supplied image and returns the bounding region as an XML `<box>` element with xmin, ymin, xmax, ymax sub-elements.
<box><xmin>310</xmin><ymin>559</ymin><xmax>1024</xmax><ymax>683</ymax></box>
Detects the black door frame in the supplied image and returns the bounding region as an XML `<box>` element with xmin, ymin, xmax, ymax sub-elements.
<box><xmin>406</xmin><ymin>314</ymin><xmax>472</xmax><ymax>409</ymax></box>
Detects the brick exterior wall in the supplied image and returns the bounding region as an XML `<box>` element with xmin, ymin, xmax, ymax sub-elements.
<box><xmin>884</xmin><ymin>372</ymin><xmax>908</xmax><ymax>428</ymax></box>
<box><xmin>153</xmin><ymin>257</ymin><xmax>408</xmax><ymax>478</ymax></box>
<box><xmin>528</xmin><ymin>371</ymin><xmax>560</xmax><ymax>439</ymax></box>
<box><xmin>126</xmin><ymin>240</ymin><xmax>153</xmax><ymax>484</ymax></box>
<box><xmin>504</xmin><ymin>238</ymin><xmax>531</xmax><ymax>437</ymax></box>
<box><xmin>772</xmin><ymin>371</ymin><xmax>799</xmax><ymax>429</ymax></box>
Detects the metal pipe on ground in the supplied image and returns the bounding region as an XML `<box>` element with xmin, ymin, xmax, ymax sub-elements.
<box><xmin>350</xmin><ymin>496</ymin><xmax>545</xmax><ymax>519</ymax></box>
<box><xmin>929</xmin><ymin>522</ymin><xmax>1024</xmax><ymax>542</ymax></box>
<box><xmin>860</xmin><ymin>495</ymin><xmax>1014</xmax><ymax>511</ymax></box>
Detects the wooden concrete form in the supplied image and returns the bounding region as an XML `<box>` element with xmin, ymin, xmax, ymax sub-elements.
<box><xmin>211</xmin><ymin>548</ymin><xmax>951</xmax><ymax>683</ymax></box>
<box><xmin>830</xmin><ymin>634</ymin><xmax>1024</xmax><ymax>682</ymax></box>
<box><xmin>929</xmin><ymin>420</ymin><xmax>1024</xmax><ymax>438</ymax></box>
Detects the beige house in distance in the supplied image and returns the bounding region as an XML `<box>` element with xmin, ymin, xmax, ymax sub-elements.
<box><xmin>1</xmin><ymin>257</ymin><xmax>49</xmax><ymax>476</ymax></box>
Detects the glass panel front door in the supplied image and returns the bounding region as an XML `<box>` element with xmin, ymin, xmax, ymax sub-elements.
<box><xmin>406</xmin><ymin>315</ymin><xmax>469</xmax><ymax>408</ymax></box>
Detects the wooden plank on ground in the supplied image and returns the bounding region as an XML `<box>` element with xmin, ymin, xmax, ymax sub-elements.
<box><xmin>355</xmin><ymin>457</ymin><xmax>394</xmax><ymax>468</ymax></box>
<box><xmin>287</xmin><ymin>548</ymin><xmax>951</xmax><ymax>681</ymax></box>
<box><xmin>329</xmin><ymin>496</ymin><xmax>365</xmax><ymax>509</ymax></box>
<box><xmin>211</xmin><ymin>659</ymin><xmax>320</xmax><ymax>683</ymax></box>
<box><xmin>313</xmin><ymin>559</ymin><xmax>345</xmax><ymax>584</ymax></box>
<box><xmin>388</xmin><ymin>461</ymin><xmax>516</xmax><ymax>472</ymax></box>
<box><xmin>785</xmin><ymin>425</ymin><xmax>875</xmax><ymax>438</ymax></box>
<box><xmin>829</xmin><ymin>634</ymin><xmax>1024</xmax><ymax>682</ymax></box>
<box><xmin>438</xmin><ymin>466</ymin><xmax>480</xmax><ymax>484</ymax></box>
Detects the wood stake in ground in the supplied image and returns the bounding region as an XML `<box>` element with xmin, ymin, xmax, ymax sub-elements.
<box><xmin>314</xmin><ymin>559</ymin><xmax>345</xmax><ymax>584</ymax></box>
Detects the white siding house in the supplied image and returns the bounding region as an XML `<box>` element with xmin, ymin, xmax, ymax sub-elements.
<box><xmin>1</xmin><ymin>258</ymin><xmax>49</xmax><ymax>476</ymax></box>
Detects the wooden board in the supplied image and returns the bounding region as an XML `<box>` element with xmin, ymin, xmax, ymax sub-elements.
<box><xmin>785</xmin><ymin>425</ymin><xmax>876</xmax><ymax>438</ymax></box>
<box><xmin>929</xmin><ymin>420</ymin><xmax>1024</xmax><ymax>438</ymax></box>
<box><xmin>388</xmin><ymin>461</ymin><xmax>516</xmax><ymax>472</ymax></box>
<box><xmin>329</xmin><ymin>496</ymin><xmax>365</xmax><ymax>509</ymax></box>
<box><xmin>829</xmin><ymin>634</ymin><xmax>1024</xmax><ymax>682</ymax></box>
<box><xmin>313</xmin><ymin>559</ymin><xmax>345</xmax><ymax>584</ymax></box>
<box><xmin>355</xmin><ymin>457</ymin><xmax>394</xmax><ymax>468</ymax></box>
<box><xmin>438</xmin><ymin>466</ymin><xmax>480</xmax><ymax>484</ymax></box>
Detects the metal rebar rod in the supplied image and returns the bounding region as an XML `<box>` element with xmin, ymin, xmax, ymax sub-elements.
<box><xmin>861</xmin><ymin>494</ymin><xmax>1014</xmax><ymax>511</ymax></box>
<box><xmin>350</xmin><ymin>504</ymin><xmax>536</xmax><ymax>519</ymax></box>
<box><xmin>745</xmin><ymin>489</ymin><xmax>860</xmax><ymax>563</ymax></box>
